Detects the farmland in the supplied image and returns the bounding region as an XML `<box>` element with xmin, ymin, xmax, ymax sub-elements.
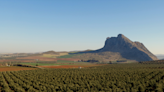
<box><xmin>57</xmin><ymin>54</ymin><xmax>82</xmax><ymax>58</ymax></box>
<box><xmin>0</xmin><ymin>66</ymin><xmax>36</xmax><ymax>72</ymax></box>
<box><xmin>1</xmin><ymin>63</ymin><xmax>164</xmax><ymax>91</ymax></box>
<box><xmin>38</xmin><ymin>64</ymin><xmax>106</xmax><ymax>69</ymax></box>
<box><xmin>1</xmin><ymin>53</ymin><xmax>164</xmax><ymax>91</ymax></box>
<box><xmin>17</xmin><ymin>63</ymin><xmax>58</xmax><ymax>66</ymax></box>
<box><xmin>0</xmin><ymin>53</ymin><xmax>82</xmax><ymax>66</ymax></box>
<box><xmin>18</xmin><ymin>61</ymin><xmax>98</xmax><ymax>67</ymax></box>
<box><xmin>42</xmin><ymin>53</ymin><xmax>68</xmax><ymax>58</ymax></box>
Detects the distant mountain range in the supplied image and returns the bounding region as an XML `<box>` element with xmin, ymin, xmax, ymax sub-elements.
<box><xmin>156</xmin><ymin>54</ymin><xmax>164</xmax><ymax>60</ymax></box>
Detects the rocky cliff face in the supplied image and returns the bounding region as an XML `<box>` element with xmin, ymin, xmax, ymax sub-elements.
<box><xmin>96</xmin><ymin>34</ymin><xmax>158</xmax><ymax>61</ymax></box>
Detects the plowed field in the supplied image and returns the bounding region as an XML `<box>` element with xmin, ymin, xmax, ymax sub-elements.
<box><xmin>0</xmin><ymin>66</ymin><xmax>37</xmax><ymax>71</ymax></box>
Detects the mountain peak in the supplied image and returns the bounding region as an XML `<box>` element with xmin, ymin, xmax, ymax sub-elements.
<box><xmin>117</xmin><ymin>34</ymin><xmax>130</xmax><ymax>40</ymax></box>
<box><xmin>98</xmin><ymin>34</ymin><xmax>158</xmax><ymax>61</ymax></box>
<box><xmin>117</xmin><ymin>34</ymin><xmax>125</xmax><ymax>37</ymax></box>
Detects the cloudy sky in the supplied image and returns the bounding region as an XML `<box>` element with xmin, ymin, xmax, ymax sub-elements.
<box><xmin>0</xmin><ymin>0</ymin><xmax>164</xmax><ymax>54</ymax></box>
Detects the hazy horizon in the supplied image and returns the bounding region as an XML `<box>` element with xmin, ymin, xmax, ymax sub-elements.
<box><xmin>1</xmin><ymin>0</ymin><xmax>164</xmax><ymax>54</ymax></box>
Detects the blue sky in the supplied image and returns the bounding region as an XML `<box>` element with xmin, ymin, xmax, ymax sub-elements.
<box><xmin>0</xmin><ymin>0</ymin><xmax>164</xmax><ymax>54</ymax></box>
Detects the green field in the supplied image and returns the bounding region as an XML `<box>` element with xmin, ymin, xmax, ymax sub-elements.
<box><xmin>18</xmin><ymin>63</ymin><xmax>57</xmax><ymax>66</ymax></box>
<box><xmin>57</xmin><ymin>60</ymin><xmax>93</xmax><ymax>64</ymax></box>
<box><xmin>57</xmin><ymin>60</ymin><xmax>74</xmax><ymax>63</ymax></box>
<box><xmin>18</xmin><ymin>62</ymin><xmax>92</xmax><ymax>66</ymax></box>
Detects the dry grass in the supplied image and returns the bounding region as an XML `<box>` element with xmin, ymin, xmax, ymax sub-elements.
<box><xmin>42</xmin><ymin>53</ymin><xmax>68</xmax><ymax>58</ymax></box>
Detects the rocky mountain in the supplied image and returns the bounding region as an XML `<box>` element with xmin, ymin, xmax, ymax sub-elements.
<box><xmin>77</xmin><ymin>34</ymin><xmax>158</xmax><ymax>62</ymax></box>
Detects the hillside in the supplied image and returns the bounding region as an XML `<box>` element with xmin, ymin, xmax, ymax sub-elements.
<box><xmin>73</xmin><ymin>34</ymin><xmax>158</xmax><ymax>62</ymax></box>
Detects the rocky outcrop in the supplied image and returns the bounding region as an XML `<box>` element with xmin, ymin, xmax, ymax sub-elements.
<box><xmin>96</xmin><ymin>34</ymin><xmax>158</xmax><ymax>61</ymax></box>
